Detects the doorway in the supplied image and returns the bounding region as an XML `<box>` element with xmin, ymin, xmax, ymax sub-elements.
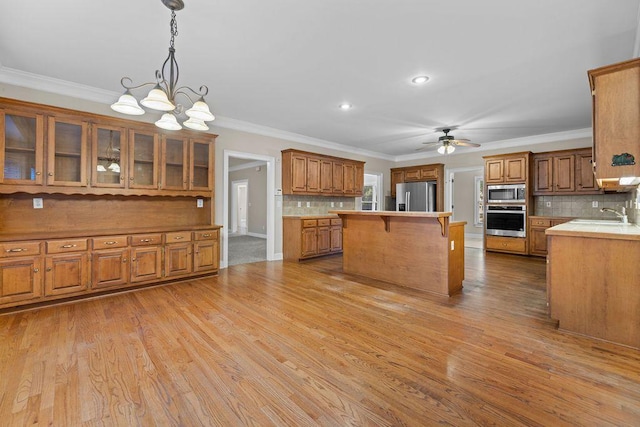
<box><xmin>446</xmin><ymin>166</ymin><xmax>485</xmax><ymax>248</ymax></box>
<box><xmin>231</xmin><ymin>179</ymin><xmax>248</xmax><ymax>235</ymax></box>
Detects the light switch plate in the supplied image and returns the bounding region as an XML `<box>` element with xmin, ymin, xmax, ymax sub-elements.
<box><xmin>33</xmin><ymin>198</ymin><xmax>43</xmax><ymax>209</ymax></box>
<box><xmin>197</xmin><ymin>198</ymin><xmax>204</xmax><ymax>208</ymax></box>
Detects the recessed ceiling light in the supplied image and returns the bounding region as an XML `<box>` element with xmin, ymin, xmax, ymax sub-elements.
<box><xmin>411</xmin><ymin>75</ymin><xmax>430</xmax><ymax>85</ymax></box>
<box><xmin>339</xmin><ymin>103</ymin><xmax>353</xmax><ymax>110</ymax></box>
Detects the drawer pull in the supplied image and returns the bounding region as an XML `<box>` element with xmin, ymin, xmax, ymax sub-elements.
<box><xmin>202</xmin><ymin>233</ymin><xmax>212</xmax><ymax>238</ymax></box>
<box><xmin>6</xmin><ymin>248</ymin><xmax>27</xmax><ymax>253</ymax></box>
<box><xmin>104</xmin><ymin>241</ymin><xmax>117</xmax><ymax>246</ymax></box>
<box><xmin>140</xmin><ymin>239</ymin><xmax>153</xmax><ymax>243</ymax></box>
<box><xmin>61</xmin><ymin>244</ymin><xmax>77</xmax><ymax>249</ymax></box>
<box><xmin>174</xmin><ymin>236</ymin><xmax>184</xmax><ymax>240</ymax></box>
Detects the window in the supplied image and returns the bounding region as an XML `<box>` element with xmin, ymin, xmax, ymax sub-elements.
<box><xmin>362</xmin><ymin>173</ymin><xmax>382</xmax><ymax>211</ymax></box>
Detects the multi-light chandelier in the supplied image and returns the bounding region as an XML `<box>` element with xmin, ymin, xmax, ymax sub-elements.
<box><xmin>110</xmin><ymin>0</ymin><xmax>214</xmax><ymax>131</ymax></box>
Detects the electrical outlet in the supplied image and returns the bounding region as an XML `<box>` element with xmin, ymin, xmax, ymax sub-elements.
<box><xmin>450</xmin><ymin>241</ymin><xmax>455</xmax><ymax>251</ymax></box>
<box><xmin>592</xmin><ymin>201</ymin><xmax>598</xmax><ymax>208</ymax></box>
<box><xmin>33</xmin><ymin>198</ymin><xmax>43</xmax><ymax>209</ymax></box>
<box><xmin>331</xmin><ymin>202</ymin><xmax>335</xmax><ymax>207</ymax></box>
<box><xmin>297</xmin><ymin>201</ymin><xmax>302</xmax><ymax>208</ymax></box>
<box><xmin>546</xmin><ymin>201</ymin><xmax>551</xmax><ymax>207</ymax></box>
<box><xmin>306</xmin><ymin>201</ymin><xmax>311</xmax><ymax>208</ymax></box>
<box><xmin>196</xmin><ymin>198</ymin><xmax>203</xmax><ymax>208</ymax></box>
<box><xmin>340</xmin><ymin>202</ymin><xmax>343</xmax><ymax>207</ymax></box>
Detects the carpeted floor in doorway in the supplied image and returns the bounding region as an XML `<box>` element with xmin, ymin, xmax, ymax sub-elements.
<box><xmin>228</xmin><ymin>235</ymin><xmax>267</xmax><ymax>266</ymax></box>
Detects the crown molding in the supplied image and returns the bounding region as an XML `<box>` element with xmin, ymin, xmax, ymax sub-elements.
<box><xmin>393</xmin><ymin>128</ymin><xmax>593</xmax><ymax>163</ymax></box>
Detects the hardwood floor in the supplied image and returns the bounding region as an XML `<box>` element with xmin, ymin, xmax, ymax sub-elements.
<box><xmin>1</xmin><ymin>248</ymin><xmax>639</xmax><ymax>426</ymax></box>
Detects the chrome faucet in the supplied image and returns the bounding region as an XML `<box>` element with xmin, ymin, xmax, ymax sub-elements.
<box><xmin>600</xmin><ymin>207</ymin><xmax>628</xmax><ymax>224</ymax></box>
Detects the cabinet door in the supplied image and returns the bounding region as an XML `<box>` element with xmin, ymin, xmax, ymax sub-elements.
<box><xmin>390</xmin><ymin>170</ymin><xmax>404</xmax><ymax>197</ymax></box>
<box><xmin>553</xmin><ymin>155</ymin><xmax>575</xmax><ymax>192</ymax></box>
<box><xmin>332</xmin><ymin>162</ymin><xmax>344</xmax><ymax>193</ymax></box>
<box><xmin>0</xmin><ymin>109</ymin><xmax>44</xmax><ymax>185</ymax></box>
<box><xmin>533</xmin><ymin>156</ymin><xmax>553</xmax><ymax>194</ymax></box>
<box><xmin>301</xmin><ymin>227</ymin><xmax>317</xmax><ymax>257</ymax></box>
<box><xmin>46</xmin><ymin>115</ymin><xmax>88</xmax><ymax>187</ymax></box>
<box><xmin>485</xmin><ymin>159</ymin><xmax>504</xmax><ymax>183</ymax></box>
<box><xmin>320</xmin><ymin>159</ymin><xmax>333</xmax><ymax>193</ymax></box>
<box><xmin>421</xmin><ymin>166</ymin><xmax>438</xmax><ymax>180</ymax></box>
<box><xmin>194</xmin><ymin>241</ymin><xmax>219</xmax><ymax>273</ymax></box>
<box><xmin>44</xmin><ymin>253</ymin><xmax>90</xmax><ymax>296</ymax></box>
<box><xmin>130</xmin><ymin>246</ymin><xmax>162</xmax><ymax>283</ymax></box>
<box><xmin>306</xmin><ymin>157</ymin><xmax>321</xmax><ymax>193</ymax></box>
<box><xmin>189</xmin><ymin>139</ymin><xmax>214</xmax><ymax>191</ymax></box>
<box><xmin>129</xmin><ymin>129</ymin><xmax>159</xmax><ymax>189</ymax></box>
<box><xmin>161</xmin><ymin>136</ymin><xmax>188</xmax><ymax>191</ymax></box>
<box><xmin>343</xmin><ymin>163</ymin><xmax>356</xmax><ymax>194</ymax></box>
<box><xmin>576</xmin><ymin>151</ymin><xmax>599</xmax><ymax>192</ymax></box>
<box><xmin>504</xmin><ymin>157</ymin><xmax>526</xmax><ymax>182</ymax></box>
<box><xmin>289</xmin><ymin>153</ymin><xmax>307</xmax><ymax>193</ymax></box>
<box><xmin>0</xmin><ymin>256</ymin><xmax>43</xmax><ymax>306</ymax></box>
<box><xmin>92</xmin><ymin>248</ymin><xmax>129</xmax><ymax>289</ymax></box>
<box><xmin>330</xmin><ymin>225</ymin><xmax>342</xmax><ymax>252</ymax></box>
<box><xmin>529</xmin><ymin>227</ymin><xmax>549</xmax><ymax>256</ymax></box>
<box><xmin>317</xmin><ymin>226</ymin><xmax>331</xmax><ymax>254</ymax></box>
<box><xmin>165</xmin><ymin>243</ymin><xmax>193</xmax><ymax>277</ymax></box>
<box><xmin>404</xmin><ymin>168</ymin><xmax>421</xmax><ymax>181</ymax></box>
<box><xmin>354</xmin><ymin>163</ymin><xmax>364</xmax><ymax>196</ymax></box>
<box><xmin>92</xmin><ymin>124</ymin><xmax>126</xmax><ymax>188</ymax></box>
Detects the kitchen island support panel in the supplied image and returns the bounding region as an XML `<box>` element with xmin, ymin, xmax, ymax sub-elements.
<box><xmin>331</xmin><ymin>211</ymin><xmax>465</xmax><ymax>296</ymax></box>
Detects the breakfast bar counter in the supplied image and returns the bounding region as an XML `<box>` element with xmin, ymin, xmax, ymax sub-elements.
<box><xmin>329</xmin><ymin>210</ymin><xmax>465</xmax><ymax>296</ymax></box>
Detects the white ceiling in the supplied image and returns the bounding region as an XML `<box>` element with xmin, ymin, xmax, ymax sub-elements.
<box><xmin>1</xmin><ymin>0</ymin><xmax>639</xmax><ymax>160</ymax></box>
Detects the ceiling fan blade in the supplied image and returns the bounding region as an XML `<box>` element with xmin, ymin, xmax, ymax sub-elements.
<box><xmin>452</xmin><ymin>140</ymin><xmax>481</xmax><ymax>147</ymax></box>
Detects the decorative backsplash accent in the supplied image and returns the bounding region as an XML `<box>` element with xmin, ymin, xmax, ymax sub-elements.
<box><xmin>534</xmin><ymin>193</ymin><xmax>635</xmax><ymax>221</ymax></box>
<box><xmin>283</xmin><ymin>195</ymin><xmax>356</xmax><ymax>215</ymax></box>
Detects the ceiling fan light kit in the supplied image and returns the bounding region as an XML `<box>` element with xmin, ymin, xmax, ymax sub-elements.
<box><xmin>420</xmin><ymin>128</ymin><xmax>481</xmax><ymax>154</ymax></box>
<box><xmin>110</xmin><ymin>0</ymin><xmax>215</xmax><ymax>131</ymax></box>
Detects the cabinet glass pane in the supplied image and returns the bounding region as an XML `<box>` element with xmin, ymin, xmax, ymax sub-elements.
<box><xmin>164</xmin><ymin>138</ymin><xmax>185</xmax><ymax>188</ymax></box>
<box><xmin>95</xmin><ymin>128</ymin><xmax>122</xmax><ymax>184</ymax></box>
<box><xmin>4</xmin><ymin>114</ymin><xmax>37</xmax><ymax>181</ymax></box>
<box><xmin>192</xmin><ymin>142</ymin><xmax>210</xmax><ymax>188</ymax></box>
<box><xmin>53</xmin><ymin>122</ymin><xmax>82</xmax><ymax>183</ymax></box>
<box><xmin>133</xmin><ymin>133</ymin><xmax>155</xmax><ymax>186</ymax></box>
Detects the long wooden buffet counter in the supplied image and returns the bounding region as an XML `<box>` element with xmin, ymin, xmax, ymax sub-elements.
<box><xmin>329</xmin><ymin>210</ymin><xmax>465</xmax><ymax>296</ymax></box>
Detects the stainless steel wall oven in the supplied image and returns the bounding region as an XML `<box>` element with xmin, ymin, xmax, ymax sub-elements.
<box><xmin>485</xmin><ymin>205</ymin><xmax>526</xmax><ymax>237</ymax></box>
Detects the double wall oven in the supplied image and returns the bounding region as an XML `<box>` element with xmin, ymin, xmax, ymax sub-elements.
<box><xmin>485</xmin><ymin>184</ymin><xmax>526</xmax><ymax>237</ymax></box>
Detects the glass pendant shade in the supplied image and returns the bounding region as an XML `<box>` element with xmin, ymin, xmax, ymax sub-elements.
<box><xmin>108</xmin><ymin>162</ymin><xmax>121</xmax><ymax>173</ymax></box>
<box><xmin>184</xmin><ymin>117</ymin><xmax>209</xmax><ymax>131</ymax></box>
<box><xmin>185</xmin><ymin>99</ymin><xmax>215</xmax><ymax>121</ymax></box>
<box><xmin>96</xmin><ymin>164</ymin><xmax>107</xmax><ymax>172</ymax></box>
<box><xmin>156</xmin><ymin>113</ymin><xmax>182</xmax><ymax>130</ymax></box>
<box><xmin>110</xmin><ymin>91</ymin><xmax>145</xmax><ymax>115</ymax></box>
<box><xmin>141</xmin><ymin>85</ymin><xmax>176</xmax><ymax>111</ymax></box>
<box><xmin>438</xmin><ymin>145</ymin><xmax>455</xmax><ymax>155</ymax></box>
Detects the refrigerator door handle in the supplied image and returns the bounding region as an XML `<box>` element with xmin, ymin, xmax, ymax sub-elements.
<box><xmin>406</xmin><ymin>192</ymin><xmax>410</xmax><ymax>211</ymax></box>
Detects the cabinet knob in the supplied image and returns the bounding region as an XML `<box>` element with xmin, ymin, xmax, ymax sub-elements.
<box><xmin>46</xmin><ymin>267</ymin><xmax>52</xmax><ymax>272</ymax></box>
<box><xmin>34</xmin><ymin>268</ymin><xmax>39</xmax><ymax>273</ymax></box>
<box><xmin>35</xmin><ymin>172</ymin><xmax>41</xmax><ymax>176</ymax></box>
<box><xmin>122</xmin><ymin>258</ymin><xmax>128</xmax><ymax>263</ymax></box>
<box><xmin>48</xmin><ymin>172</ymin><xmax>54</xmax><ymax>176</ymax></box>
<box><xmin>129</xmin><ymin>177</ymin><xmax>134</xmax><ymax>181</ymax></box>
<box><xmin>132</xmin><ymin>258</ymin><xmax>137</xmax><ymax>262</ymax></box>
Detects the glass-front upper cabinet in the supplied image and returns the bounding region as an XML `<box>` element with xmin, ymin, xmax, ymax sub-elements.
<box><xmin>128</xmin><ymin>129</ymin><xmax>159</xmax><ymax>189</ymax></box>
<box><xmin>161</xmin><ymin>136</ymin><xmax>188</xmax><ymax>191</ymax></box>
<box><xmin>91</xmin><ymin>123</ymin><xmax>126</xmax><ymax>188</ymax></box>
<box><xmin>47</xmin><ymin>115</ymin><xmax>88</xmax><ymax>187</ymax></box>
<box><xmin>190</xmin><ymin>139</ymin><xmax>213</xmax><ymax>191</ymax></box>
<box><xmin>0</xmin><ymin>109</ymin><xmax>44</xmax><ymax>185</ymax></box>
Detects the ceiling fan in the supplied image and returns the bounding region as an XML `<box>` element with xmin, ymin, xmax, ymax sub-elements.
<box><xmin>419</xmin><ymin>128</ymin><xmax>480</xmax><ymax>154</ymax></box>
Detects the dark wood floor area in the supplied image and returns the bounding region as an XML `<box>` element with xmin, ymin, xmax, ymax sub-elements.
<box><xmin>1</xmin><ymin>248</ymin><xmax>640</xmax><ymax>426</ymax></box>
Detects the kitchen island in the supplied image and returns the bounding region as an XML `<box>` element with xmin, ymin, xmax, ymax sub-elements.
<box><xmin>329</xmin><ymin>210</ymin><xmax>465</xmax><ymax>296</ymax></box>
<box><xmin>546</xmin><ymin>220</ymin><xmax>640</xmax><ymax>349</ymax></box>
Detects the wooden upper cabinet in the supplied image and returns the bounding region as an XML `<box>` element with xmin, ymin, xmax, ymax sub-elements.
<box><xmin>484</xmin><ymin>154</ymin><xmax>529</xmax><ymax>184</ymax></box>
<box><xmin>390</xmin><ymin>170</ymin><xmax>405</xmax><ymax>197</ymax></box>
<box><xmin>0</xmin><ymin>108</ymin><xmax>45</xmax><ymax>185</ymax></box>
<box><xmin>588</xmin><ymin>58</ymin><xmax>640</xmax><ymax>185</ymax></box>
<box><xmin>532</xmin><ymin>148</ymin><xmax>601</xmax><ymax>195</ymax></box>
<box><xmin>91</xmin><ymin>123</ymin><xmax>127</xmax><ymax>188</ymax></box>
<box><xmin>129</xmin><ymin>129</ymin><xmax>159</xmax><ymax>189</ymax></box>
<box><xmin>161</xmin><ymin>136</ymin><xmax>188</xmax><ymax>191</ymax></box>
<box><xmin>404</xmin><ymin>168</ymin><xmax>421</xmax><ymax>181</ymax></box>
<box><xmin>281</xmin><ymin>149</ymin><xmax>364</xmax><ymax>196</ymax></box>
<box><xmin>47</xmin><ymin>115</ymin><xmax>88</xmax><ymax>187</ymax></box>
<box><xmin>189</xmin><ymin>138</ymin><xmax>214</xmax><ymax>191</ymax></box>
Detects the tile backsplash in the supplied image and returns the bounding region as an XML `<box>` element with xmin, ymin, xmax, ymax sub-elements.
<box><xmin>283</xmin><ymin>195</ymin><xmax>356</xmax><ymax>216</ymax></box>
<box><xmin>534</xmin><ymin>192</ymin><xmax>638</xmax><ymax>222</ymax></box>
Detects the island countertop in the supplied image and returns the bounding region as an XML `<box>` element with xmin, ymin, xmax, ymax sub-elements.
<box><xmin>546</xmin><ymin>220</ymin><xmax>640</xmax><ymax>241</ymax></box>
<box><xmin>329</xmin><ymin>210</ymin><xmax>451</xmax><ymax>218</ymax></box>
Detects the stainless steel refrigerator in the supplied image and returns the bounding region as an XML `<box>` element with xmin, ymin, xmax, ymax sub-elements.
<box><xmin>396</xmin><ymin>181</ymin><xmax>437</xmax><ymax>212</ymax></box>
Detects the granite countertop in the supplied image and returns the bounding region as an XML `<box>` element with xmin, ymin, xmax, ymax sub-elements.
<box><xmin>546</xmin><ymin>220</ymin><xmax>640</xmax><ymax>241</ymax></box>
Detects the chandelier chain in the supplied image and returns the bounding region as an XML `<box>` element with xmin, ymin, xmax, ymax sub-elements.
<box><xmin>170</xmin><ymin>10</ymin><xmax>178</xmax><ymax>49</ymax></box>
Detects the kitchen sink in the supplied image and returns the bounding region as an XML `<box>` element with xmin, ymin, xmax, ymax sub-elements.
<box><xmin>570</xmin><ymin>219</ymin><xmax>629</xmax><ymax>225</ymax></box>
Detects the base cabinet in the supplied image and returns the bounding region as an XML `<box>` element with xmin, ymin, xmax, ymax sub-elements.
<box><xmin>0</xmin><ymin>227</ymin><xmax>221</xmax><ymax>310</ymax></box>
<box><xmin>283</xmin><ymin>216</ymin><xmax>343</xmax><ymax>261</ymax></box>
<box><xmin>528</xmin><ymin>217</ymin><xmax>573</xmax><ymax>257</ymax></box>
<box><xmin>485</xmin><ymin>235</ymin><xmax>527</xmax><ymax>254</ymax></box>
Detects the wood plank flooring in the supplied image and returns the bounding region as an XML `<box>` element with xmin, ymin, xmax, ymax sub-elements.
<box><xmin>1</xmin><ymin>248</ymin><xmax>640</xmax><ymax>426</ymax></box>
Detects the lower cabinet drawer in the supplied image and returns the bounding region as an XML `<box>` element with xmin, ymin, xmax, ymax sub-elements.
<box><xmin>130</xmin><ymin>233</ymin><xmax>162</xmax><ymax>247</ymax></box>
<box><xmin>93</xmin><ymin>236</ymin><xmax>128</xmax><ymax>249</ymax></box>
<box><xmin>0</xmin><ymin>241</ymin><xmax>42</xmax><ymax>258</ymax></box>
<box><xmin>194</xmin><ymin>230</ymin><xmax>218</xmax><ymax>241</ymax></box>
<box><xmin>486</xmin><ymin>236</ymin><xmax>527</xmax><ymax>253</ymax></box>
<box><xmin>46</xmin><ymin>238</ymin><xmax>88</xmax><ymax>254</ymax></box>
